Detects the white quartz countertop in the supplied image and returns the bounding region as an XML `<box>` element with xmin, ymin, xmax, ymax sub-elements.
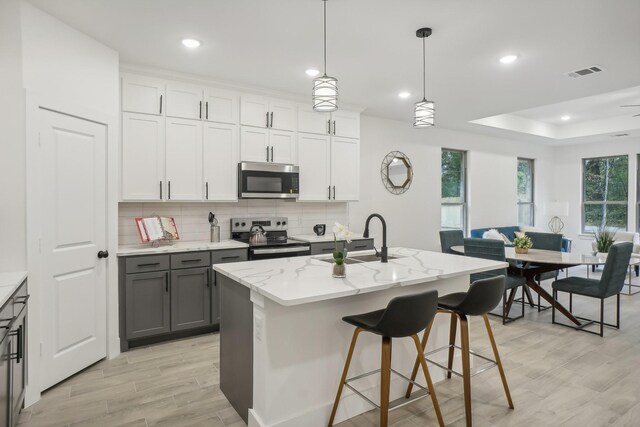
<box><xmin>118</xmin><ymin>240</ymin><xmax>248</xmax><ymax>256</ymax></box>
<box><xmin>213</xmin><ymin>247</ymin><xmax>507</xmax><ymax>306</ymax></box>
<box><xmin>290</xmin><ymin>234</ymin><xmax>370</xmax><ymax>243</ymax></box>
<box><xmin>0</xmin><ymin>271</ymin><xmax>27</xmax><ymax>308</ymax></box>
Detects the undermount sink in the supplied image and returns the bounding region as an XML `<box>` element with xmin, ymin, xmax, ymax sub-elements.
<box><xmin>318</xmin><ymin>255</ymin><xmax>401</xmax><ymax>264</ymax></box>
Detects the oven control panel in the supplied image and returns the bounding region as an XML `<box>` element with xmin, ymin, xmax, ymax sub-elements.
<box><xmin>231</xmin><ymin>217</ymin><xmax>288</xmax><ymax>233</ymax></box>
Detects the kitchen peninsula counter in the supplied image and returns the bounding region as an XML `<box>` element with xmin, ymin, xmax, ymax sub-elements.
<box><xmin>214</xmin><ymin>248</ymin><xmax>506</xmax><ymax>427</ymax></box>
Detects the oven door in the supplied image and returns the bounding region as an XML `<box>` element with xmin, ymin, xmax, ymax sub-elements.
<box><xmin>238</xmin><ymin>162</ymin><xmax>299</xmax><ymax>199</ymax></box>
<box><xmin>250</xmin><ymin>245</ymin><xmax>311</xmax><ymax>260</ymax></box>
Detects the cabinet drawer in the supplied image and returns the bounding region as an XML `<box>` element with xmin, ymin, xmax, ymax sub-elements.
<box><xmin>171</xmin><ymin>252</ymin><xmax>211</xmax><ymax>270</ymax></box>
<box><xmin>0</xmin><ymin>299</ymin><xmax>12</xmax><ymax>344</ymax></box>
<box><xmin>125</xmin><ymin>255</ymin><xmax>170</xmax><ymax>273</ymax></box>
<box><xmin>12</xmin><ymin>281</ymin><xmax>28</xmax><ymax>317</ymax></box>
<box><xmin>347</xmin><ymin>239</ymin><xmax>374</xmax><ymax>252</ymax></box>
<box><xmin>310</xmin><ymin>242</ymin><xmax>336</xmax><ymax>255</ymax></box>
<box><xmin>211</xmin><ymin>249</ymin><xmax>248</xmax><ymax>265</ymax></box>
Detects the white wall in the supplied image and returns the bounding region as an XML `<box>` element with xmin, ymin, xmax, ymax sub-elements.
<box><xmin>551</xmin><ymin>138</ymin><xmax>639</xmax><ymax>254</ymax></box>
<box><xmin>0</xmin><ymin>0</ymin><xmax>26</xmax><ymax>271</ymax></box>
<box><xmin>349</xmin><ymin>115</ymin><xmax>554</xmax><ymax>251</ymax></box>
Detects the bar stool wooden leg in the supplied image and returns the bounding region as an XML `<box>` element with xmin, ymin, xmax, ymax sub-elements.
<box><xmin>411</xmin><ymin>334</ymin><xmax>445</xmax><ymax>427</ymax></box>
<box><xmin>482</xmin><ymin>314</ymin><xmax>514</xmax><ymax>409</ymax></box>
<box><xmin>459</xmin><ymin>314</ymin><xmax>472</xmax><ymax>427</ymax></box>
<box><xmin>446</xmin><ymin>312</ymin><xmax>458</xmax><ymax>379</ymax></box>
<box><xmin>405</xmin><ymin>320</ymin><xmax>434</xmax><ymax>398</ymax></box>
<box><xmin>380</xmin><ymin>336</ymin><xmax>392</xmax><ymax>427</ymax></box>
<box><xmin>327</xmin><ymin>328</ymin><xmax>362</xmax><ymax>427</ymax></box>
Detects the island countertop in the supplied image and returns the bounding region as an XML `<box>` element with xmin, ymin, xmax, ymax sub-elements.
<box><xmin>213</xmin><ymin>247</ymin><xmax>507</xmax><ymax>306</ymax></box>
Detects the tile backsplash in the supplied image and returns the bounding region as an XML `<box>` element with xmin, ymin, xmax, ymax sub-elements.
<box><xmin>118</xmin><ymin>200</ymin><xmax>350</xmax><ymax>245</ymax></box>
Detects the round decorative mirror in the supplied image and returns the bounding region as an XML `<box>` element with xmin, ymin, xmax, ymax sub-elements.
<box><xmin>381</xmin><ymin>151</ymin><xmax>413</xmax><ymax>194</ymax></box>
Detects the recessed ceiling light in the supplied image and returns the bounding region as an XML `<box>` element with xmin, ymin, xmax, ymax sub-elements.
<box><xmin>561</xmin><ymin>115</ymin><xmax>571</xmax><ymax>121</ymax></box>
<box><xmin>305</xmin><ymin>68</ymin><xmax>320</xmax><ymax>77</ymax></box>
<box><xmin>398</xmin><ymin>91</ymin><xmax>411</xmax><ymax>99</ymax></box>
<box><xmin>499</xmin><ymin>54</ymin><xmax>519</xmax><ymax>64</ymax></box>
<box><xmin>181</xmin><ymin>38</ymin><xmax>201</xmax><ymax>48</ymax></box>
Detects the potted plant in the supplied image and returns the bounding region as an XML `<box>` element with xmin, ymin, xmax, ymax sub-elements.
<box><xmin>593</xmin><ymin>225</ymin><xmax>616</xmax><ymax>254</ymax></box>
<box><xmin>513</xmin><ymin>235</ymin><xmax>533</xmax><ymax>254</ymax></box>
<box><xmin>332</xmin><ymin>222</ymin><xmax>352</xmax><ymax>278</ymax></box>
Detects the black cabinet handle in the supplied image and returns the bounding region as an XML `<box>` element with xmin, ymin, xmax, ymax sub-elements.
<box><xmin>270</xmin><ymin>112</ymin><xmax>273</xmax><ymax>128</ymax></box>
<box><xmin>205</xmin><ymin>101</ymin><xmax>209</xmax><ymax>120</ymax></box>
<box><xmin>328</xmin><ymin>185</ymin><xmax>331</xmax><ymax>200</ymax></box>
<box><xmin>327</xmin><ymin>119</ymin><xmax>331</xmax><ymax>134</ymax></box>
<box><xmin>332</xmin><ymin>185</ymin><xmax>336</xmax><ymax>200</ymax></box>
<box><xmin>160</xmin><ymin>181</ymin><xmax>163</xmax><ymax>199</ymax></box>
<box><xmin>181</xmin><ymin>259</ymin><xmax>202</xmax><ymax>263</ymax></box>
<box><xmin>206</xmin><ymin>182</ymin><xmax>209</xmax><ymax>200</ymax></box>
<box><xmin>199</xmin><ymin>101</ymin><xmax>202</xmax><ymax>119</ymax></box>
<box><xmin>0</xmin><ymin>318</ymin><xmax>13</xmax><ymax>330</ymax></box>
<box><xmin>270</xmin><ymin>146</ymin><xmax>274</xmax><ymax>162</ymax></box>
<box><xmin>221</xmin><ymin>255</ymin><xmax>240</xmax><ymax>260</ymax></box>
<box><xmin>159</xmin><ymin>95</ymin><xmax>163</xmax><ymax>114</ymax></box>
<box><xmin>168</xmin><ymin>181</ymin><xmax>171</xmax><ymax>199</ymax></box>
<box><xmin>206</xmin><ymin>271</ymin><xmax>210</xmax><ymax>288</ymax></box>
<box><xmin>333</xmin><ymin>120</ymin><xmax>336</xmax><ymax>135</ymax></box>
<box><xmin>266</xmin><ymin>112</ymin><xmax>269</xmax><ymax>128</ymax></box>
<box><xmin>266</xmin><ymin>146</ymin><xmax>270</xmax><ymax>162</ymax></box>
<box><xmin>17</xmin><ymin>324</ymin><xmax>22</xmax><ymax>363</ymax></box>
<box><xmin>137</xmin><ymin>262</ymin><xmax>160</xmax><ymax>267</ymax></box>
<box><xmin>165</xmin><ymin>272</ymin><xmax>169</xmax><ymax>292</ymax></box>
<box><xmin>14</xmin><ymin>295</ymin><xmax>29</xmax><ymax>305</ymax></box>
<box><xmin>97</xmin><ymin>250</ymin><xmax>109</xmax><ymax>259</ymax></box>
<box><xmin>322</xmin><ymin>248</ymin><xmax>333</xmax><ymax>252</ymax></box>
<box><xmin>354</xmin><ymin>245</ymin><xmax>367</xmax><ymax>249</ymax></box>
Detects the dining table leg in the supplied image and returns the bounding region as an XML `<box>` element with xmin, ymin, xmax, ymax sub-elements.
<box><xmin>524</xmin><ymin>277</ymin><xmax>581</xmax><ymax>325</ymax></box>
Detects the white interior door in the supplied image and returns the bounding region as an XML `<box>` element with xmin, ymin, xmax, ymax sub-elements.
<box><xmin>39</xmin><ymin>109</ymin><xmax>108</xmax><ymax>390</ymax></box>
<box><xmin>203</xmin><ymin>123</ymin><xmax>238</xmax><ymax>201</ymax></box>
<box><xmin>298</xmin><ymin>133</ymin><xmax>331</xmax><ymax>201</ymax></box>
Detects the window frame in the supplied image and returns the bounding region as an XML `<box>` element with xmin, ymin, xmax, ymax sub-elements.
<box><xmin>637</xmin><ymin>154</ymin><xmax>639</xmax><ymax>233</ymax></box>
<box><xmin>440</xmin><ymin>148</ymin><xmax>467</xmax><ymax>234</ymax></box>
<box><xmin>581</xmin><ymin>154</ymin><xmax>629</xmax><ymax>233</ymax></box>
<box><xmin>517</xmin><ymin>158</ymin><xmax>535</xmax><ymax>227</ymax></box>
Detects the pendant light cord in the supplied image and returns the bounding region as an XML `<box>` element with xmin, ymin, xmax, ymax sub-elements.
<box><xmin>323</xmin><ymin>0</ymin><xmax>327</xmax><ymax>74</ymax></box>
<box><xmin>422</xmin><ymin>35</ymin><xmax>426</xmax><ymax>100</ymax></box>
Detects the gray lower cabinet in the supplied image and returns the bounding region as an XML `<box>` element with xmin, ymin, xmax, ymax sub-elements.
<box><xmin>170</xmin><ymin>267</ymin><xmax>211</xmax><ymax>331</ymax></box>
<box><xmin>0</xmin><ymin>335</ymin><xmax>9</xmax><ymax>426</ymax></box>
<box><xmin>125</xmin><ymin>271</ymin><xmax>171</xmax><ymax>339</ymax></box>
<box><xmin>309</xmin><ymin>238</ymin><xmax>374</xmax><ymax>255</ymax></box>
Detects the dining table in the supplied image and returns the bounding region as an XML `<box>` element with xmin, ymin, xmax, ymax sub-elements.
<box><xmin>449</xmin><ymin>245</ymin><xmax>637</xmax><ymax>326</ymax></box>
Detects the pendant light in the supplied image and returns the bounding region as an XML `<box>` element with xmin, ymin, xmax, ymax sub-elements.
<box><xmin>414</xmin><ymin>27</ymin><xmax>434</xmax><ymax>127</ymax></box>
<box><xmin>312</xmin><ymin>0</ymin><xmax>338</xmax><ymax>112</ymax></box>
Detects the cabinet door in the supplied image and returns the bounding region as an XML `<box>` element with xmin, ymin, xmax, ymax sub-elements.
<box><xmin>171</xmin><ymin>267</ymin><xmax>211</xmax><ymax>332</ymax></box>
<box><xmin>331</xmin><ymin>110</ymin><xmax>360</xmax><ymax>139</ymax></box>
<box><xmin>11</xmin><ymin>310</ymin><xmax>26</xmax><ymax>417</ymax></box>
<box><xmin>0</xmin><ymin>335</ymin><xmax>9</xmax><ymax>427</ymax></box>
<box><xmin>269</xmin><ymin>99</ymin><xmax>296</xmax><ymax>131</ymax></box>
<box><xmin>298</xmin><ymin>104</ymin><xmax>330</xmax><ymax>135</ymax></box>
<box><xmin>166</xmin><ymin>118</ymin><xmax>203</xmax><ymax>200</ymax></box>
<box><xmin>240</xmin><ymin>95</ymin><xmax>269</xmax><ymax>128</ymax></box>
<box><xmin>121</xmin><ymin>74</ymin><xmax>164</xmax><ymax>116</ymax></box>
<box><xmin>125</xmin><ymin>271</ymin><xmax>170</xmax><ymax>339</ymax></box>
<box><xmin>240</xmin><ymin>127</ymin><xmax>269</xmax><ymax>162</ymax></box>
<box><xmin>165</xmin><ymin>83</ymin><xmax>203</xmax><ymax>120</ymax></box>
<box><xmin>203</xmin><ymin>123</ymin><xmax>238</xmax><ymax>201</ymax></box>
<box><xmin>269</xmin><ymin>130</ymin><xmax>296</xmax><ymax>164</ymax></box>
<box><xmin>121</xmin><ymin>113</ymin><xmax>165</xmax><ymax>200</ymax></box>
<box><xmin>331</xmin><ymin>137</ymin><xmax>360</xmax><ymax>201</ymax></box>
<box><xmin>204</xmin><ymin>88</ymin><xmax>239</xmax><ymax>124</ymax></box>
<box><xmin>298</xmin><ymin>133</ymin><xmax>330</xmax><ymax>201</ymax></box>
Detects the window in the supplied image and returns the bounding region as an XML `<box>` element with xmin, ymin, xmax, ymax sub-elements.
<box><xmin>517</xmin><ymin>158</ymin><xmax>534</xmax><ymax>226</ymax></box>
<box><xmin>582</xmin><ymin>155</ymin><xmax>628</xmax><ymax>232</ymax></box>
<box><xmin>441</xmin><ymin>149</ymin><xmax>467</xmax><ymax>232</ymax></box>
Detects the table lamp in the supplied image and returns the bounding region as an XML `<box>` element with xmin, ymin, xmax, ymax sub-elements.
<box><xmin>543</xmin><ymin>201</ymin><xmax>569</xmax><ymax>234</ymax></box>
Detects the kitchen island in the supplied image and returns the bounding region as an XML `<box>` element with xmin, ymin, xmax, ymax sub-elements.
<box><xmin>214</xmin><ymin>247</ymin><xmax>507</xmax><ymax>427</ymax></box>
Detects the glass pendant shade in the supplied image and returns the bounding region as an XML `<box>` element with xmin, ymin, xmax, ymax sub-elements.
<box><xmin>313</xmin><ymin>74</ymin><xmax>338</xmax><ymax>112</ymax></box>
<box><xmin>414</xmin><ymin>99</ymin><xmax>435</xmax><ymax>127</ymax></box>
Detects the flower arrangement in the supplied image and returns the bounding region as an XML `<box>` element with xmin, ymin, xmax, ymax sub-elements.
<box><xmin>593</xmin><ymin>225</ymin><xmax>616</xmax><ymax>253</ymax></box>
<box><xmin>513</xmin><ymin>235</ymin><xmax>533</xmax><ymax>254</ymax></box>
<box><xmin>332</xmin><ymin>222</ymin><xmax>352</xmax><ymax>277</ymax></box>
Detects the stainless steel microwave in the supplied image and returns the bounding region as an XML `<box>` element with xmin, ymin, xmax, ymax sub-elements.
<box><xmin>238</xmin><ymin>162</ymin><xmax>299</xmax><ymax>199</ymax></box>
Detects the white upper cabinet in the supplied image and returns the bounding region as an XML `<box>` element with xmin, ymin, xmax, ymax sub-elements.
<box><xmin>269</xmin><ymin>131</ymin><xmax>296</xmax><ymax>164</ymax></box>
<box><xmin>240</xmin><ymin>95</ymin><xmax>270</xmax><ymax>128</ymax></box>
<box><xmin>203</xmin><ymin>123</ymin><xmax>238</xmax><ymax>201</ymax></box>
<box><xmin>204</xmin><ymin>88</ymin><xmax>239</xmax><ymax>124</ymax></box>
<box><xmin>298</xmin><ymin>104</ymin><xmax>330</xmax><ymax>135</ymax></box>
<box><xmin>240</xmin><ymin>127</ymin><xmax>270</xmax><ymax>163</ymax></box>
<box><xmin>121</xmin><ymin>74</ymin><xmax>165</xmax><ymax>116</ymax></box>
<box><xmin>330</xmin><ymin>137</ymin><xmax>360</xmax><ymax>201</ymax></box>
<box><xmin>331</xmin><ymin>110</ymin><xmax>360</xmax><ymax>139</ymax></box>
<box><xmin>241</xmin><ymin>95</ymin><xmax>296</xmax><ymax>131</ymax></box>
<box><xmin>165</xmin><ymin>118</ymin><xmax>203</xmax><ymax>200</ymax></box>
<box><xmin>166</xmin><ymin>83</ymin><xmax>203</xmax><ymax>120</ymax></box>
<box><xmin>297</xmin><ymin>134</ymin><xmax>331</xmax><ymax>201</ymax></box>
<box><xmin>121</xmin><ymin>113</ymin><xmax>165</xmax><ymax>200</ymax></box>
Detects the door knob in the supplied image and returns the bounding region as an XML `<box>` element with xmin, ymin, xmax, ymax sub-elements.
<box><xmin>97</xmin><ymin>250</ymin><xmax>109</xmax><ymax>259</ymax></box>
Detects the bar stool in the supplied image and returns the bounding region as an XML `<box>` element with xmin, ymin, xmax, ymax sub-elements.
<box><xmin>405</xmin><ymin>277</ymin><xmax>514</xmax><ymax>427</ymax></box>
<box><xmin>327</xmin><ymin>290</ymin><xmax>445</xmax><ymax>427</ymax></box>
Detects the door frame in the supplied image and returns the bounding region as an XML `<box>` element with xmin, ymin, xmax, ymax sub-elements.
<box><xmin>25</xmin><ymin>91</ymin><xmax>119</xmax><ymax>406</ymax></box>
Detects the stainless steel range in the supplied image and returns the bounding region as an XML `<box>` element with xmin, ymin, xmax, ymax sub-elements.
<box><xmin>231</xmin><ymin>217</ymin><xmax>310</xmax><ymax>260</ymax></box>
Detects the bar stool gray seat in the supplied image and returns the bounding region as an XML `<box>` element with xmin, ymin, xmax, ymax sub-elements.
<box><xmin>552</xmin><ymin>242</ymin><xmax>633</xmax><ymax>337</ymax></box>
<box><xmin>406</xmin><ymin>276</ymin><xmax>514</xmax><ymax>427</ymax></box>
<box><xmin>327</xmin><ymin>290</ymin><xmax>445</xmax><ymax>427</ymax></box>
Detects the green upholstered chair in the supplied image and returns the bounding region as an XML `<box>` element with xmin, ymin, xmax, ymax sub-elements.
<box><xmin>440</xmin><ymin>230</ymin><xmax>464</xmax><ymax>255</ymax></box>
<box><xmin>526</xmin><ymin>231</ymin><xmax>563</xmax><ymax>311</ymax></box>
<box><xmin>463</xmin><ymin>238</ymin><xmax>526</xmax><ymax>324</ymax></box>
<box><xmin>552</xmin><ymin>242</ymin><xmax>633</xmax><ymax>336</ymax></box>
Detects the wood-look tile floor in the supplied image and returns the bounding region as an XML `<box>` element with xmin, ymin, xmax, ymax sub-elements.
<box><xmin>19</xmin><ymin>266</ymin><xmax>640</xmax><ymax>426</ymax></box>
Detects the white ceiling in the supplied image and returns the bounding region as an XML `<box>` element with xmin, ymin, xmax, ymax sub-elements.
<box><xmin>27</xmin><ymin>0</ymin><xmax>640</xmax><ymax>144</ymax></box>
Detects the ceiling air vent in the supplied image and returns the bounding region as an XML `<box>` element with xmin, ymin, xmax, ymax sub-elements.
<box><xmin>567</xmin><ymin>65</ymin><xmax>605</xmax><ymax>78</ymax></box>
